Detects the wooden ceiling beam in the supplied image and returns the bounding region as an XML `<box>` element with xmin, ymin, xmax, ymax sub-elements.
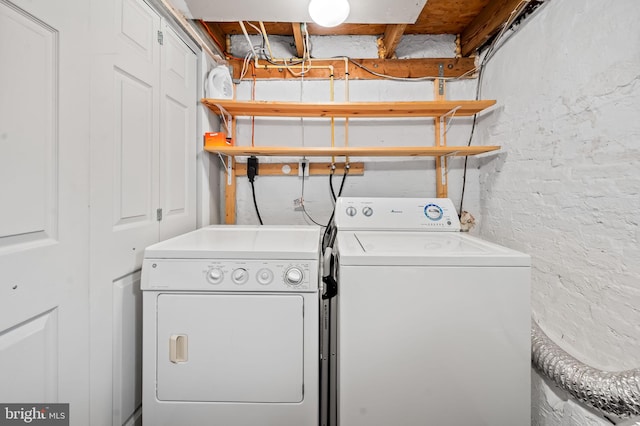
<box><xmin>201</xmin><ymin>21</ymin><xmax>228</xmax><ymax>55</ymax></box>
<box><xmin>460</xmin><ymin>0</ymin><xmax>527</xmax><ymax>56</ymax></box>
<box><xmin>227</xmin><ymin>57</ymin><xmax>476</xmax><ymax>80</ymax></box>
<box><xmin>377</xmin><ymin>24</ymin><xmax>407</xmax><ymax>59</ymax></box>
<box><xmin>291</xmin><ymin>23</ymin><xmax>305</xmax><ymax>58</ymax></box>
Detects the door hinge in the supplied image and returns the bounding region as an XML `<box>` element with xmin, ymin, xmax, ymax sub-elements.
<box><xmin>157</xmin><ymin>30</ymin><xmax>164</xmax><ymax>45</ymax></box>
<box><xmin>156</xmin><ymin>208</ymin><xmax>163</xmax><ymax>221</ymax></box>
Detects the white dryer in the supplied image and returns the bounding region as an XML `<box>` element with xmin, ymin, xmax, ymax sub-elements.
<box><xmin>141</xmin><ymin>225</ymin><xmax>321</xmax><ymax>426</ymax></box>
<box><xmin>327</xmin><ymin>198</ymin><xmax>530</xmax><ymax>426</ymax></box>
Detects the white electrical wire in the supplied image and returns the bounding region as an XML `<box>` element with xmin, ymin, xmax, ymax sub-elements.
<box><xmin>238</xmin><ymin>21</ymin><xmax>259</xmax><ymax>62</ymax></box>
<box><xmin>475</xmin><ymin>0</ymin><xmax>532</xmax><ymax>98</ymax></box>
<box><xmin>444</xmin><ymin>106</ymin><xmax>461</xmax><ymax>134</ymax></box>
<box><xmin>245</xmin><ymin>21</ymin><xmax>263</xmax><ymax>38</ymax></box>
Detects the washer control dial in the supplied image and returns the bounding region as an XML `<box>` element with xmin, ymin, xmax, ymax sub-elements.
<box><xmin>424</xmin><ymin>203</ymin><xmax>444</xmax><ymax>221</ymax></box>
<box><xmin>362</xmin><ymin>206</ymin><xmax>373</xmax><ymax>217</ymax></box>
<box><xmin>256</xmin><ymin>268</ymin><xmax>274</xmax><ymax>285</ymax></box>
<box><xmin>231</xmin><ymin>268</ymin><xmax>249</xmax><ymax>285</ymax></box>
<box><xmin>346</xmin><ymin>206</ymin><xmax>357</xmax><ymax>217</ymax></box>
<box><xmin>284</xmin><ymin>267</ymin><xmax>304</xmax><ymax>286</ymax></box>
<box><xmin>206</xmin><ymin>267</ymin><xmax>224</xmax><ymax>284</ymax></box>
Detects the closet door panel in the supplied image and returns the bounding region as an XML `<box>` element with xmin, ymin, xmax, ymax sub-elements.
<box><xmin>159</xmin><ymin>23</ymin><xmax>197</xmax><ymax>241</ymax></box>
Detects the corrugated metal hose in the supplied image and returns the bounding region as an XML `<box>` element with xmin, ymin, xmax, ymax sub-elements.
<box><xmin>531</xmin><ymin>321</ymin><xmax>640</xmax><ymax>417</ymax></box>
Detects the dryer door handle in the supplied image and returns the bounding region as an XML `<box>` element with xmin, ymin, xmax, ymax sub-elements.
<box><xmin>169</xmin><ymin>334</ymin><xmax>189</xmax><ymax>363</ymax></box>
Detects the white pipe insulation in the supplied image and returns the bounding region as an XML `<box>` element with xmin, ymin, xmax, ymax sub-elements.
<box><xmin>532</xmin><ymin>321</ymin><xmax>640</xmax><ymax>418</ymax></box>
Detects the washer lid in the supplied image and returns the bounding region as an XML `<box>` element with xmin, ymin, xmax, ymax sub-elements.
<box><xmin>336</xmin><ymin>231</ymin><xmax>530</xmax><ymax>267</ymax></box>
<box><xmin>144</xmin><ymin>225</ymin><xmax>321</xmax><ymax>259</ymax></box>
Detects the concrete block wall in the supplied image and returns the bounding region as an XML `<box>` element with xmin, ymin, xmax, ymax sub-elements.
<box><xmin>475</xmin><ymin>0</ymin><xmax>640</xmax><ymax>424</ymax></box>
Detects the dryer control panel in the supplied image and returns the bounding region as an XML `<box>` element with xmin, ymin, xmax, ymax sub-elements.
<box><xmin>141</xmin><ymin>259</ymin><xmax>319</xmax><ymax>292</ymax></box>
<box><xmin>335</xmin><ymin>197</ymin><xmax>461</xmax><ymax>232</ymax></box>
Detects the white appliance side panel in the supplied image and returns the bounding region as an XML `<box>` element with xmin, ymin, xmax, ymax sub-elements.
<box><xmin>112</xmin><ymin>272</ymin><xmax>143</xmax><ymax>426</ymax></box>
<box><xmin>156</xmin><ymin>293</ymin><xmax>304</xmax><ymax>402</ymax></box>
<box><xmin>337</xmin><ymin>265</ymin><xmax>531</xmax><ymax>426</ymax></box>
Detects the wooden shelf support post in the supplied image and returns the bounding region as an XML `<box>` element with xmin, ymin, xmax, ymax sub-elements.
<box><xmin>224</xmin><ymin>117</ymin><xmax>238</xmax><ymax>224</ymax></box>
<box><xmin>434</xmin><ymin>73</ymin><xmax>448</xmax><ymax>198</ymax></box>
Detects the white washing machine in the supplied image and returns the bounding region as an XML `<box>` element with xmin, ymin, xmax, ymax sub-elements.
<box><xmin>141</xmin><ymin>225</ymin><xmax>321</xmax><ymax>426</ymax></box>
<box><xmin>326</xmin><ymin>198</ymin><xmax>531</xmax><ymax>426</ymax></box>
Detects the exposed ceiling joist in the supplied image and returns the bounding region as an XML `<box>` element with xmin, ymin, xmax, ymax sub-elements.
<box><xmin>227</xmin><ymin>57</ymin><xmax>476</xmax><ymax>81</ymax></box>
<box><xmin>377</xmin><ymin>24</ymin><xmax>407</xmax><ymax>59</ymax></box>
<box><xmin>460</xmin><ymin>0</ymin><xmax>529</xmax><ymax>56</ymax></box>
<box><xmin>201</xmin><ymin>21</ymin><xmax>228</xmax><ymax>55</ymax></box>
<box><xmin>198</xmin><ymin>0</ymin><xmax>528</xmax><ymax>66</ymax></box>
<box><xmin>291</xmin><ymin>23</ymin><xmax>304</xmax><ymax>58</ymax></box>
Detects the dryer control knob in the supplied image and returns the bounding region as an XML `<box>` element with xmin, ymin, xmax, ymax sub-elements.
<box><xmin>207</xmin><ymin>267</ymin><xmax>224</xmax><ymax>284</ymax></box>
<box><xmin>231</xmin><ymin>268</ymin><xmax>249</xmax><ymax>285</ymax></box>
<box><xmin>284</xmin><ymin>267</ymin><xmax>304</xmax><ymax>286</ymax></box>
<box><xmin>346</xmin><ymin>207</ymin><xmax>357</xmax><ymax>217</ymax></box>
<box><xmin>362</xmin><ymin>206</ymin><xmax>373</xmax><ymax>217</ymax></box>
<box><xmin>257</xmin><ymin>268</ymin><xmax>274</xmax><ymax>285</ymax></box>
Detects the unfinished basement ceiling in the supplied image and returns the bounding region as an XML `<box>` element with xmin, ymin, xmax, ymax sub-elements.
<box><xmin>192</xmin><ymin>0</ymin><xmax>540</xmax><ymax>59</ymax></box>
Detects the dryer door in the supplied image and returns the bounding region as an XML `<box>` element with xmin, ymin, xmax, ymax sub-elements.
<box><xmin>156</xmin><ymin>293</ymin><xmax>304</xmax><ymax>402</ymax></box>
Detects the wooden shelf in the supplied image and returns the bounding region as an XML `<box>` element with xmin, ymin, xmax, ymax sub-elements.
<box><xmin>202</xmin><ymin>99</ymin><xmax>496</xmax><ymax>118</ymax></box>
<box><xmin>205</xmin><ymin>145</ymin><xmax>500</xmax><ymax>157</ymax></box>
<box><xmin>203</xmin><ymin>86</ymin><xmax>501</xmax><ymax>223</ymax></box>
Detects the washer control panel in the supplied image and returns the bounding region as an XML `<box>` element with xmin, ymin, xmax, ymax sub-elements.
<box><xmin>142</xmin><ymin>259</ymin><xmax>318</xmax><ymax>292</ymax></box>
<box><xmin>334</xmin><ymin>197</ymin><xmax>461</xmax><ymax>231</ymax></box>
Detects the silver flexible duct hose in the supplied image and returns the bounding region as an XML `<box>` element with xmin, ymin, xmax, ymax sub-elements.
<box><xmin>531</xmin><ymin>321</ymin><xmax>640</xmax><ymax>417</ymax></box>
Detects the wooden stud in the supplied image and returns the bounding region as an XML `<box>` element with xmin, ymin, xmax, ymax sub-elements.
<box><xmin>292</xmin><ymin>23</ymin><xmax>305</xmax><ymax>58</ymax></box>
<box><xmin>379</xmin><ymin>24</ymin><xmax>407</xmax><ymax>59</ymax></box>
<box><xmin>224</xmin><ymin>117</ymin><xmax>238</xmax><ymax>224</ymax></box>
<box><xmin>201</xmin><ymin>21</ymin><xmax>228</xmax><ymax>55</ymax></box>
<box><xmin>434</xmin><ymin>78</ymin><xmax>448</xmax><ymax>198</ymax></box>
<box><xmin>224</xmin><ymin>156</ymin><xmax>236</xmax><ymax>224</ymax></box>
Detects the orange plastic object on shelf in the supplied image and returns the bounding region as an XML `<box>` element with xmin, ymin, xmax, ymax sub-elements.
<box><xmin>204</xmin><ymin>132</ymin><xmax>233</xmax><ymax>147</ymax></box>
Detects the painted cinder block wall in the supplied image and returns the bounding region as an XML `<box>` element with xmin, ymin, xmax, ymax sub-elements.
<box><xmin>474</xmin><ymin>0</ymin><xmax>640</xmax><ymax>424</ymax></box>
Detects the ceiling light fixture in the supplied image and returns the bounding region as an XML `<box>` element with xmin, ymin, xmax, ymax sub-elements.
<box><xmin>308</xmin><ymin>0</ymin><xmax>350</xmax><ymax>28</ymax></box>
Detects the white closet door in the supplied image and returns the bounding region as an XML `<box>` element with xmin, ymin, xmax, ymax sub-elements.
<box><xmin>0</xmin><ymin>0</ymin><xmax>91</xmax><ymax>423</ymax></box>
<box><xmin>89</xmin><ymin>0</ymin><xmax>161</xmax><ymax>424</ymax></box>
<box><xmin>158</xmin><ymin>22</ymin><xmax>197</xmax><ymax>241</ymax></box>
<box><xmin>105</xmin><ymin>0</ymin><xmax>162</xmax><ymax>277</ymax></box>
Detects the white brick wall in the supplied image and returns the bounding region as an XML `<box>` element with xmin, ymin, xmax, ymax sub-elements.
<box><xmin>475</xmin><ymin>0</ymin><xmax>640</xmax><ymax>424</ymax></box>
